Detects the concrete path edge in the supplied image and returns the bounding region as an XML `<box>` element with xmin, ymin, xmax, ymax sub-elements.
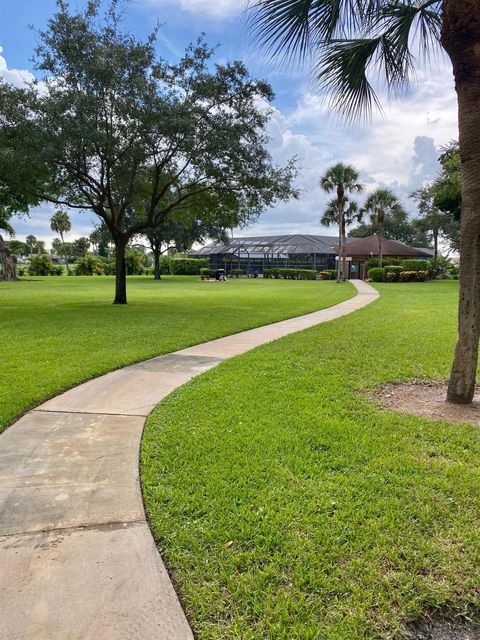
<box><xmin>0</xmin><ymin>280</ymin><xmax>378</xmax><ymax>640</ymax></box>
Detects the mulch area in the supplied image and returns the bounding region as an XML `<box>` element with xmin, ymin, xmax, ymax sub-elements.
<box><xmin>373</xmin><ymin>380</ymin><xmax>480</xmax><ymax>426</ymax></box>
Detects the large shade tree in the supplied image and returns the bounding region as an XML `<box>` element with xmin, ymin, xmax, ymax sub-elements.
<box><xmin>248</xmin><ymin>0</ymin><xmax>479</xmax><ymax>403</ymax></box>
<box><xmin>362</xmin><ymin>189</ymin><xmax>406</xmax><ymax>267</ymax></box>
<box><xmin>2</xmin><ymin>1</ymin><xmax>296</xmax><ymax>304</ymax></box>
<box><xmin>320</xmin><ymin>163</ymin><xmax>363</xmax><ymax>282</ymax></box>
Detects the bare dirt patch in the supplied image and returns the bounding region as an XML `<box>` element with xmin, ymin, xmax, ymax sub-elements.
<box><xmin>404</xmin><ymin>617</ymin><xmax>480</xmax><ymax>639</ymax></box>
<box><xmin>373</xmin><ymin>381</ymin><xmax>480</xmax><ymax>426</ymax></box>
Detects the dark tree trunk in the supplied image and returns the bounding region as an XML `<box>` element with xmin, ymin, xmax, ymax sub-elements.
<box><xmin>113</xmin><ymin>238</ymin><xmax>128</xmax><ymax>304</ymax></box>
<box><xmin>0</xmin><ymin>234</ymin><xmax>17</xmax><ymax>281</ymax></box>
<box><xmin>442</xmin><ymin>1</ymin><xmax>480</xmax><ymax>404</ymax></box>
<box><xmin>153</xmin><ymin>246</ymin><xmax>161</xmax><ymax>280</ymax></box>
<box><xmin>433</xmin><ymin>229</ymin><xmax>439</xmax><ymax>263</ymax></box>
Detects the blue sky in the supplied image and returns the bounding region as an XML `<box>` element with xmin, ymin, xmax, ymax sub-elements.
<box><xmin>0</xmin><ymin>0</ymin><xmax>459</xmax><ymax>245</ymax></box>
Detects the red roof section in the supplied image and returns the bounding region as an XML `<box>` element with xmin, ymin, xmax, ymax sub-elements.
<box><xmin>345</xmin><ymin>235</ymin><xmax>431</xmax><ymax>257</ymax></box>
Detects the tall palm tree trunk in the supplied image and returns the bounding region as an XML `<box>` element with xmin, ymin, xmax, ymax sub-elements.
<box><xmin>60</xmin><ymin>231</ymin><xmax>69</xmax><ymax>274</ymax></box>
<box><xmin>378</xmin><ymin>213</ymin><xmax>385</xmax><ymax>268</ymax></box>
<box><xmin>443</xmin><ymin>0</ymin><xmax>480</xmax><ymax>404</ymax></box>
<box><xmin>341</xmin><ymin>214</ymin><xmax>347</xmax><ymax>280</ymax></box>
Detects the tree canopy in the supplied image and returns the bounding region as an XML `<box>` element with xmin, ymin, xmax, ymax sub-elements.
<box><xmin>1</xmin><ymin>0</ymin><xmax>297</xmax><ymax>302</ymax></box>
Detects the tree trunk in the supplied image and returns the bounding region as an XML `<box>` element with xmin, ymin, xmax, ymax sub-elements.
<box><xmin>0</xmin><ymin>234</ymin><xmax>17</xmax><ymax>281</ymax></box>
<box><xmin>378</xmin><ymin>224</ymin><xmax>384</xmax><ymax>267</ymax></box>
<box><xmin>341</xmin><ymin>214</ymin><xmax>347</xmax><ymax>280</ymax></box>
<box><xmin>153</xmin><ymin>246</ymin><xmax>161</xmax><ymax>280</ymax></box>
<box><xmin>337</xmin><ymin>216</ymin><xmax>342</xmax><ymax>283</ymax></box>
<box><xmin>60</xmin><ymin>232</ymin><xmax>69</xmax><ymax>274</ymax></box>
<box><xmin>433</xmin><ymin>229</ymin><xmax>439</xmax><ymax>263</ymax></box>
<box><xmin>442</xmin><ymin>1</ymin><xmax>480</xmax><ymax>404</ymax></box>
<box><xmin>113</xmin><ymin>238</ymin><xmax>128</xmax><ymax>304</ymax></box>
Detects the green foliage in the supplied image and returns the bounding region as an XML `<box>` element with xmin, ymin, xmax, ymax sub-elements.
<box><xmin>231</xmin><ymin>269</ymin><xmax>245</xmax><ymax>278</ymax></box>
<box><xmin>200</xmin><ymin>268</ymin><xmax>214</xmax><ymax>277</ymax></box>
<box><xmin>366</xmin><ymin>257</ymin><xmax>403</xmax><ymax>269</ymax></box>
<box><xmin>160</xmin><ymin>255</ymin><xmax>171</xmax><ymax>274</ymax></box>
<box><xmin>125</xmin><ymin>251</ymin><xmax>146</xmax><ymax>276</ymax></box>
<box><xmin>367</xmin><ymin>267</ymin><xmax>385</xmax><ymax>282</ymax></box>
<box><xmin>383</xmin><ymin>265</ymin><xmax>404</xmax><ymax>281</ymax></box>
<box><xmin>3</xmin><ymin>2</ymin><xmax>297</xmax><ymax>302</ymax></box>
<box><xmin>169</xmin><ymin>258</ymin><xmax>209</xmax><ymax>275</ymax></box>
<box><xmin>402</xmin><ymin>259</ymin><xmax>431</xmax><ymax>272</ymax></box>
<box><xmin>27</xmin><ymin>254</ymin><xmax>59</xmax><ymax>276</ymax></box>
<box><xmin>75</xmin><ymin>255</ymin><xmax>103</xmax><ymax>276</ymax></box>
<box><xmin>263</xmin><ymin>268</ymin><xmax>316</xmax><ymax>280</ymax></box>
<box><xmin>319</xmin><ymin>269</ymin><xmax>336</xmax><ymax>280</ymax></box>
<box><xmin>400</xmin><ymin>270</ymin><xmax>429</xmax><ymax>282</ymax></box>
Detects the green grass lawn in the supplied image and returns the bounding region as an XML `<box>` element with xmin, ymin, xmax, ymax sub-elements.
<box><xmin>142</xmin><ymin>281</ymin><xmax>480</xmax><ymax>640</ymax></box>
<box><xmin>0</xmin><ymin>275</ymin><xmax>353</xmax><ymax>433</ymax></box>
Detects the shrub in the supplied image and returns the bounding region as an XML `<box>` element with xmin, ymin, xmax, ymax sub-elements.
<box><xmin>17</xmin><ymin>265</ymin><xmax>27</xmax><ymax>276</ymax></box>
<box><xmin>125</xmin><ymin>251</ymin><xmax>145</xmax><ymax>275</ymax></box>
<box><xmin>232</xmin><ymin>268</ymin><xmax>245</xmax><ymax>278</ymax></box>
<box><xmin>169</xmin><ymin>258</ymin><xmax>209</xmax><ymax>275</ymax></box>
<box><xmin>399</xmin><ymin>270</ymin><xmax>429</xmax><ymax>282</ymax></box>
<box><xmin>76</xmin><ymin>255</ymin><xmax>104</xmax><ymax>275</ymax></box>
<box><xmin>368</xmin><ymin>267</ymin><xmax>385</xmax><ymax>282</ymax></box>
<box><xmin>319</xmin><ymin>269</ymin><xmax>336</xmax><ymax>280</ymax></box>
<box><xmin>200</xmin><ymin>268</ymin><xmax>214</xmax><ymax>277</ymax></box>
<box><xmin>103</xmin><ymin>260</ymin><xmax>116</xmax><ymax>275</ymax></box>
<box><xmin>402</xmin><ymin>259</ymin><xmax>431</xmax><ymax>272</ymax></box>
<box><xmin>383</xmin><ymin>265</ymin><xmax>404</xmax><ymax>282</ymax></box>
<box><xmin>28</xmin><ymin>255</ymin><xmax>57</xmax><ymax>276</ymax></box>
<box><xmin>263</xmin><ymin>268</ymin><xmax>316</xmax><ymax>280</ymax></box>
<box><xmin>50</xmin><ymin>264</ymin><xmax>65</xmax><ymax>276</ymax></box>
<box><xmin>160</xmin><ymin>255</ymin><xmax>171</xmax><ymax>274</ymax></box>
<box><xmin>366</xmin><ymin>257</ymin><xmax>402</xmax><ymax>269</ymax></box>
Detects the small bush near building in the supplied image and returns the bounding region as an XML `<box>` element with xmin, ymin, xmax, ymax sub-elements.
<box><xmin>383</xmin><ymin>265</ymin><xmax>404</xmax><ymax>281</ymax></box>
<box><xmin>400</xmin><ymin>270</ymin><xmax>429</xmax><ymax>282</ymax></box>
<box><xmin>231</xmin><ymin>269</ymin><xmax>245</xmax><ymax>278</ymax></box>
<box><xmin>368</xmin><ymin>267</ymin><xmax>385</xmax><ymax>282</ymax></box>
<box><xmin>200</xmin><ymin>268</ymin><xmax>214</xmax><ymax>277</ymax></box>
<box><xmin>169</xmin><ymin>258</ymin><xmax>209</xmax><ymax>275</ymax></box>
<box><xmin>28</xmin><ymin>255</ymin><xmax>61</xmax><ymax>276</ymax></box>
<box><xmin>402</xmin><ymin>259</ymin><xmax>431</xmax><ymax>272</ymax></box>
<box><xmin>319</xmin><ymin>269</ymin><xmax>336</xmax><ymax>280</ymax></box>
<box><xmin>76</xmin><ymin>255</ymin><xmax>104</xmax><ymax>275</ymax></box>
<box><xmin>263</xmin><ymin>268</ymin><xmax>316</xmax><ymax>280</ymax></box>
<box><xmin>366</xmin><ymin>257</ymin><xmax>403</xmax><ymax>269</ymax></box>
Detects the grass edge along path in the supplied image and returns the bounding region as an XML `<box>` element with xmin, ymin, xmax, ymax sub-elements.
<box><xmin>141</xmin><ymin>281</ymin><xmax>480</xmax><ymax>640</ymax></box>
<box><xmin>0</xmin><ymin>276</ymin><xmax>354</xmax><ymax>434</ymax></box>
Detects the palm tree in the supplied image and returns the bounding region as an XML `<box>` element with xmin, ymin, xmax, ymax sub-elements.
<box><xmin>321</xmin><ymin>197</ymin><xmax>362</xmax><ymax>278</ymax></box>
<box><xmin>50</xmin><ymin>210</ymin><xmax>71</xmax><ymax>272</ymax></box>
<box><xmin>320</xmin><ymin>163</ymin><xmax>363</xmax><ymax>282</ymax></box>
<box><xmin>25</xmin><ymin>234</ymin><xmax>37</xmax><ymax>256</ymax></box>
<box><xmin>362</xmin><ymin>189</ymin><xmax>406</xmax><ymax>267</ymax></box>
<box><xmin>248</xmin><ymin>1</ymin><xmax>479</xmax><ymax>404</ymax></box>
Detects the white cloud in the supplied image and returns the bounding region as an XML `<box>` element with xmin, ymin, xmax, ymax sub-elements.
<box><xmin>0</xmin><ymin>46</ymin><xmax>36</xmax><ymax>87</ymax></box>
<box><xmin>142</xmin><ymin>0</ymin><xmax>243</xmax><ymax>19</ymax></box>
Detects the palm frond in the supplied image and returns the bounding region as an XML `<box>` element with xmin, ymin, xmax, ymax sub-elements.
<box><xmin>247</xmin><ymin>0</ymin><xmax>381</xmax><ymax>63</ymax></box>
<box><xmin>248</xmin><ymin>0</ymin><xmax>443</xmax><ymax>121</ymax></box>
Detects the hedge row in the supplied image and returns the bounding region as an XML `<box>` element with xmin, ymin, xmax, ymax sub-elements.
<box><xmin>368</xmin><ymin>266</ymin><xmax>430</xmax><ymax>282</ymax></box>
<box><xmin>263</xmin><ymin>268</ymin><xmax>316</xmax><ymax>280</ymax></box>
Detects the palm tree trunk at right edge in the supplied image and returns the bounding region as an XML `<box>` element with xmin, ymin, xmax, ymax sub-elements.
<box><xmin>443</xmin><ymin>0</ymin><xmax>480</xmax><ymax>404</ymax></box>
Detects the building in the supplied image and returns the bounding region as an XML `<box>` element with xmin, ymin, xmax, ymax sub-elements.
<box><xmin>193</xmin><ymin>233</ymin><xmax>433</xmax><ymax>278</ymax></box>
<box><xmin>344</xmin><ymin>236</ymin><xmax>434</xmax><ymax>279</ymax></box>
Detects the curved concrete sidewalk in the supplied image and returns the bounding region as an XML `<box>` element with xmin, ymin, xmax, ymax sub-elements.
<box><xmin>0</xmin><ymin>280</ymin><xmax>378</xmax><ymax>640</ymax></box>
